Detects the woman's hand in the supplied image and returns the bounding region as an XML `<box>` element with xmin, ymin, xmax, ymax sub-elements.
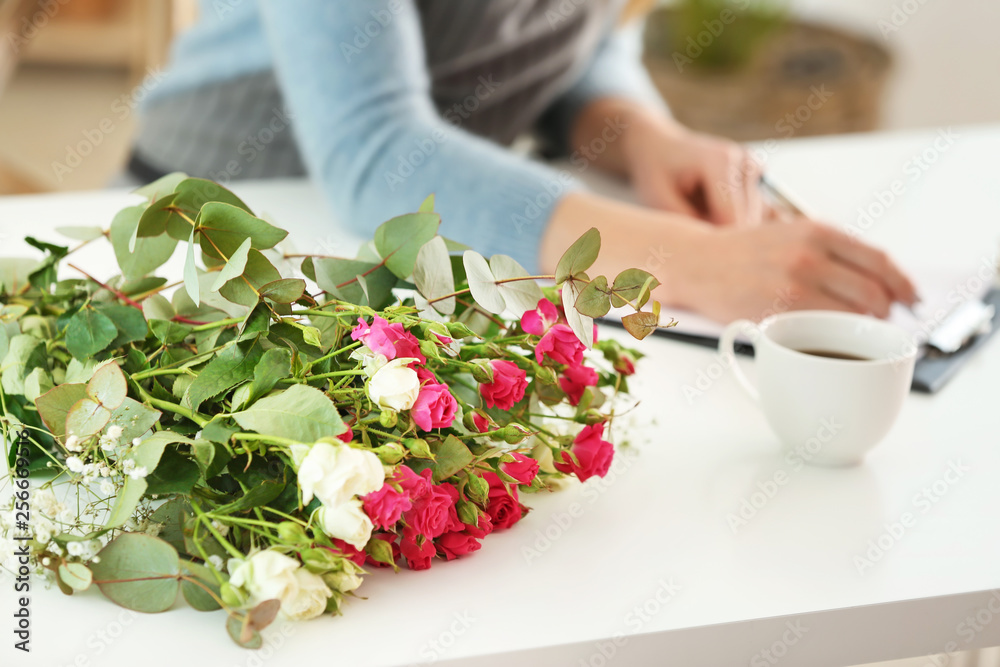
<box><xmin>622</xmin><ymin>112</ymin><xmax>765</xmax><ymax>227</ymax></box>
<box><xmin>542</xmin><ymin>193</ymin><xmax>918</xmax><ymax>323</ymax></box>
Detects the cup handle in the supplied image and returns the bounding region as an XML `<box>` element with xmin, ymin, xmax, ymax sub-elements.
<box><xmin>718</xmin><ymin>319</ymin><xmax>760</xmax><ymax>402</ymax></box>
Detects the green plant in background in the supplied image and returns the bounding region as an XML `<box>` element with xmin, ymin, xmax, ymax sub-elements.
<box><xmin>0</xmin><ymin>174</ymin><xmax>664</xmax><ymax>647</ymax></box>
<box><xmin>657</xmin><ymin>0</ymin><xmax>788</xmax><ymax>71</ymax></box>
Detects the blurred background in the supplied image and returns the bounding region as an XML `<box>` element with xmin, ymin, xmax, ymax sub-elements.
<box><xmin>0</xmin><ymin>0</ymin><xmax>998</xmax><ymax>195</ymax></box>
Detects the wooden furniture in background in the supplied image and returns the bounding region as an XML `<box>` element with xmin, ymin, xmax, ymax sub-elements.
<box><xmin>0</xmin><ymin>0</ymin><xmax>45</xmax><ymax>193</ymax></box>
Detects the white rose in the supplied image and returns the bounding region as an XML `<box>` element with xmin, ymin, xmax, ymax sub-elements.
<box><xmin>228</xmin><ymin>550</ymin><xmax>299</xmax><ymax>605</ymax></box>
<box><xmin>297</xmin><ymin>442</ymin><xmax>385</xmax><ymax>507</ymax></box>
<box><xmin>367</xmin><ymin>358</ymin><xmax>421</xmax><ymax>411</ymax></box>
<box><xmin>283</xmin><ymin>568</ymin><xmax>333</xmax><ymax>621</ymax></box>
<box><xmin>350</xmin><ymin>347</ymin><xmax>389</xmax><ymax>378</ymax></box>
<box><xmin>228</xmin><ymin>550</ymin><xmax>332</xmax><ymax>621</ymax></box>
<box><xmin>317</xmin><ymin>500</ymin><xmax>374</xmax><ymax>550</ymax></box>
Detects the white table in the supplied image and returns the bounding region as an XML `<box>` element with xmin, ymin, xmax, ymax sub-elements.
<box><xmin>2</xmin><ymin>125</ymin><xmax>1000</xmax><ymax>667</ymax></box>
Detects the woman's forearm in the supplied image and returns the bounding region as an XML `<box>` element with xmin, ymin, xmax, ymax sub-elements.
<box><xmin>570</xmin><ymin>97</ymin><xmax>682</xmax><ymax>179</ymax></box>
<box><xmin>540</xmin><ymin>190</ymin><xmax>707</xmax><ymax>309</ymax></box>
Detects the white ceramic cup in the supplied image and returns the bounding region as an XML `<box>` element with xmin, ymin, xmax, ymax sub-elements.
<box><xmin>718</xmin><ymin>311</ymin><xmax>917</xmax><ymax>466</ymax></box>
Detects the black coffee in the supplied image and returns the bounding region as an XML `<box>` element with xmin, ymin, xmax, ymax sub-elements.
<box><xmin>795</xmin><ymin>348</ymin><xmax>872</xmax><ymax>361</ymax></box>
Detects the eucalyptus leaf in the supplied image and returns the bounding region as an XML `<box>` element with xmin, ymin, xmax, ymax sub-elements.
<box><xmin>65</xmin><ymin>307</ymin><xmax>118</xmax><ymax>360</ymax></box>
<box><xmin>463</xmin><ymin>251</ymin><xmax>506</xmax><ymax>314</ymax></box>
<box><xmin>110</xmin><ymin>204</ymin><xmax>178</xmax><ymax>280</ymax></box>
<box><xmin>489</xmin><ymin>254</ymin><xmax>544</xmax><ymax>318</ymax></box>
<box><xmin>373</xmin><ymin>211</ymin><xmax>440</xmax><ymax>279</ymax></box>
<box><xmin>196</xmin><ymin>202</ymin><xmax>287</xmax><ymax>259</ymax></box>
<box><xmin>183</xmin><ymin>228</ymin><xmax>201</xmax><ymax>307</ymax></box>
<box><xmin>91</xmin><ymin>534</ymin><xmax>181</xmax><ymax>613</ymax></box>
<box><xmin>1</xmin><ymin>334</ymin><xmax>46</xmax><ymax>395</ymax></box>
<box><xmin>561</xmin><ymin>280</ymin><xmax>594</xmax><ymax>349</ymax></box>
<box><xmin>65</xmin><ymin>397</ymin><xmax>111</xmax><ymax>438</ymax></box>
<box><xmin>35</xmin><ymin>383</ymin><xmax>88</xmax><ymax>439</ymax></box>
<box><xmin>575</xmin><ymin>275</ymin><xmax>612</xmax><ymax>318</ymax></box>
<box><xmin>56</xmin><ymin>226</ymin><xmax>104</xmax><ymax>241</ymax></box>
<box><xmin>413</xmin><ymin>236</ymin><xmax>455</xmax><ymax>315</ymax></box>
<box><xmin>58</xmin><ymin>562</ymin><xmax>93</xmax><ymax>592</ymax></box>
<box><xmin>211</xmin><ymin>236</ymin><xmax>252</xmax><ymax>292</ymax></box>
<box><xmin>555</xmin><ymin>227</ymin><xmax>601</xmax><ymax>284</ymax></box>
<box><xmin>610</xmin><ymin>269</ymin><xmax>661</xmax><ymax>308</ymax></box>
<box><xmin>621</xmin><ymin>311</ymin><xmax>660</xmax><ymax>340</ymax></box>
<box><xmin>87</xmin><ymin>361</ymin><xmax>127</xmax><ymax>409</ymax></box>
<box><xmin>258</xmin><ymin>278</ymin><xmax>306</xmax><ymax>304</ymax></box>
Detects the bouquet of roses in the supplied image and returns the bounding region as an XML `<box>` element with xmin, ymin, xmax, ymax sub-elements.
<box><xmin>0</xmin><ymin>175</ymin><xmax>662</xmax><ymax>647</ymax></box>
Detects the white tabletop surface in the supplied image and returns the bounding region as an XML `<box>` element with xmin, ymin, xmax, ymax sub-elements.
<box><xmin>2</xmin><ymin>125</ymin><xmax>1000</xmax><ymax>667</ymax></box>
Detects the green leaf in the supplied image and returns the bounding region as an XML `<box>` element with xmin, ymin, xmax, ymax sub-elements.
<box><xmin>56</xmin><ymin>225</ymin><xmax>104</xmax><ymax>241</ymax></box>
<box><xmin>131</xmin><ymin>171</ymin><xmax>188</xmax><ymax>201</ymax></box>
<box><xmin>431</xmin><ymin>435</ymin><xmax>475</xmax><ymax>482</ymax></box>
<box><xmin>65</xmin><ymin>307</ymin><xmax>119</xmax><ymax>360</ymax></box>
<box><xmin>196</xmin><ymin>202</ymin><xmax>287</xmax><ymax>259</ymax></box>
<box><xmin>65</xmin><ymin>397</ymin><xmax>111</xmax><ymax>438</ymax></box>
<box><xmin>217</xmin><ymin>249</ymin><xmax>281</xmax><ymax>308</ymax></box>
<box><xmin>144</xmin><ymin>447</ymin><xmax>201</xmax><ymax>496</ymax></box>
<box><xmin>174</xmin><ymin>177</ymin><xmax>251</xmax><ymax>217</ymax></box>
<box><xmin>413</xmin><ymin>236</ymin><xmax>455</xmax><ymax>315</ymax></box>
<box><xmin>248</xmin><ymin>348</ymin><xmax>291</xmax><ymax>403</ymax></box>
<box><xmin>489</xmin><ymin>254</ymin><xmax>544</xmax><ymax>318</ymax></box>
<box><xmin>610</xmin><ymin>269</ymin><xmax>661</xmax><ymax>308</ymax></box>
<box><xmin>211</xmin><ymin>236</ymin><xmax>252</xmax><ymax>292</ymax></box>
<box><xmin>418</xmin><ymin>193</ymin><xmax>436</xmax><ymax>213</ymax></box>
<box><xmin>185</xmin><ymin>338</ymin><xmax>263</xmax><ymax>411</ymax></box>
<box><xmin>258</xmin><ymin>278</ymin><xmax>305</xmax><ymax>304</ymax></box>
<box><xmin>25</xmin><ymin>236</ymin><xmax>68</xmax><ymax>289</ymax></box>
<box><xmin>575</xmin><ymin>275</ymin><xmax>612</xmax><ymax>318</ymax></box>
<box><xmin>181</xmin><ymin>560</ymin><xmax>222</xmax><ymax>611</ymax></box>
<box><xmin>58</xmin><ymin>562</ymin><xmax>93</xmax><ymax>592</ymax></box>
<box><xmin>373</xmin><ymin>211</ymin><xmax>440</xmax><ymax>279</ymax></box>
<box><xmin>183</xmin><ymin>228</ymin><xmax>201</xmax><ymax>307</ymax></box>
<box><xmin>35</xmin><ymin>383</ymin><xmax>88</xmax><ymax>438</ymax></box>
<box><xmin>110</xmin><ymin>204</ymin><xmax>178</xmax><ymax>280</ymax></box>
<box><xmin>142</xmin><ymin>294</ymin><xmax>175</xmax><ymax>321</ymax></box>
<box><xmin>621</xmin><ymin>311</ymin><xmax>660</xmax><ymax>340</ymax></box>
<box><xmin>313</xmin><ymin>257</ymin><xmax>397</xmax><ymax>309</ymax></box>
<box><xmin>136</xmin><ymin>193</ymin><xmax>187</xmax><ymax>239</ymax></box>
<box><xmin>91</xmin><ymin>534</ymin><xmax>181</xmax><ymax>613</ymax></box>
<box><xmin>96</xmin><ymin>304</ymin><xmax>148</xmax><ymax>350</ymax></box>
<box><xmin>0</xmin><ymin>257</ymin><xmax>40</xmax><ymax>294</ymax></box>
<box><xmin>108</xmin><ymin>398</ymin><xmax>161</xmax><ymax>442</ymax></box>
<box><xmin>129</xmin><ymin>430</ymin><xmax>193</xmax><ymax>473</ymax></box>
<box><xmin>232</xmin><ymin>384</ymin><xmax>346</xmax><ymax>442</ymax></box>
<box><xmin>561</xmin><ymin>280</ymin><xmax>594</xmax><ymax>349</ymax></box>
<box><xmin>23</xmin><ymin>367</ymin><xmax>53</xmax><ymax>403</ymax></box>
<box><xmin>106</xmin><ymin>476</ymin><xmax>147</xmax><ymax>528</ymax></box>
<box><xmin>87</xmin><ymin>361</ymin><xmax>127</xmax><ymax>409</ymax></box>
<box><xmin>555</xmin><ymin>227</ymin><xmax>601</xmax><ymax>284</ymax></box>
<box><xmin>1</xmin><ymin>334</ymin><xmax>46</xmax><ymax>395</ymax></box>
<box><xmin>463</xmin><ymin>251</ymin><xmax>506</xmax><ymax>314</ymax></box>
<box><xmin>150</xmin><ymin>319</ymin><xmax>192</xmax><ymax>345</ymax></box>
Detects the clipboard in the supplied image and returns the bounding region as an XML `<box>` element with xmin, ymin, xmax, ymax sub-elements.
<box><xmin>601</xmin><ymin>288</ymin><xmax>1000</xmax><ymax>394</ymax></box>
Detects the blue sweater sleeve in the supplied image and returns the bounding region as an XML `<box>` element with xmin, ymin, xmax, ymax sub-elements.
<box><xmin>256</xmin><ymin>0</ymin><xmax>583</xmax><ymax>273</ymax></box>
<box><xmin>538</xmin><ymin>20</ymin><xmax>668</xmax><ymax>157</ymax></box>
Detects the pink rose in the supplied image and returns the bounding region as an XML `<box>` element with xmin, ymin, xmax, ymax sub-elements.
<box><xmin>351</xmin><ymin>316</ymin><xmax>426</xmax><ymax>363</ymax></box>
<box><xmin>482</xmin><ymin>472</ymin><xmax>524</xmax><ymax>530</ymax></box>
<box><xmin>336</xmin><ymin>424</ymin><xmax>354</xmax><ymax>443</ymax></box>
<box><xmin>464</xmin><ymin>513</ymin><xmax>494</xmax><ymax>539</ymax></box>
<box><xmin>502</xmin><ymin>452</ymin><xmax>539</xmax><ymax>485</ymax></box>
<box><xmin>400</xmin><ymin>467</ymin><xmax>433</xmax><ymax>500</ymax></box>
<box><xmin>520</xmin><ymin>298</ymin><xmax>559</xmax><ymax>336</ymax></box>
<box><xmin>472</xmin><ymin>412</ymin><xmax>491</xmax><ymax>433</ymax></box>
<box><xmin>411</xmin><ymin>369</ymin><xmax>458</xmax><ymax>431</ymax></box>
<box><xmin>362</xmin><ymin>466</ymin><xmax>425</xmax><ymax>530</ymax></box>
<box><xmin>436</xmin><ymin>531</ymin><xmax>482</xmax><ymax>561</ymax></box>
<box><xmin>479</xmin><ymin>360</ymin><xmax>528</xmax><ymax>410</ymax></box>
<box><xmin>404</xmin><ymin>481</ymin><xmax>455</xmax><ymax>539</ymax></box>
<box><xmin>535</xmin><ymin>324</ymin><xmax>585</xmax><ymax>366</ymax></box>
<box><xmin>559</xmin><ymin>363</ymin><xmax>599</xmax><ymax>406</ymax></box>
<box><xmin>554</xmin><ymin>423</ymin><xmax>614</xmax><ymax>482</ymax></box>
<box><xmin>614</xmin><ymin>353</ymin><xmax>636</xmax><ymax>376</ymax></box>
<box><xmin>400</xmin><ymin>528</ymin><xmax>436</xmax><ymax>570</ymax></box>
